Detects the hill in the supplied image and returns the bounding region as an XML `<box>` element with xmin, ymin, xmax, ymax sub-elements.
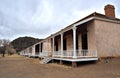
<box><xmin>11</xmin><ymin>36</ymin><xmax>43</xmax><ymax>53</ymax></box>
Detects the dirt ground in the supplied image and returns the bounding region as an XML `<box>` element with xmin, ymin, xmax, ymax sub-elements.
<box><xmin>0</xmin><ymin>54</ymin><xmax>120</xmax><ymax>78</ymax></box>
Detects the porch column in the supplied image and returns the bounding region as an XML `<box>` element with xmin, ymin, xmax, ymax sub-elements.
<box><xmin>52</xmin><ymin>37</ymin><xmax>55</xmax><ymax>57</ymax></box>
<box><xmin>72</xmin><ymin>26</ymin><xmax>77</xmax><ymax>58</ymax></box>
<box><xmin>39</xmin><ymin>43</ymin><xmax>41</xmax><ymax>53</ymax></box>
<box><xmin>61</xmin><ymin>33</ymin><xmax>64</xmax><ymax>57</ymax></box>
<box><xmin>39</xmin><ymin>43</ymin><xmax>41</xmax><ymax>58</ymax></box>
<box><xmin>32</xmin><ymin>45</ymin><xmax>35</xmax><ymax>56</ymax></box>
<box><xmin>27</xmin><ymin>48</ymin><xmax>29</xmax><ymax>55</ymax></box>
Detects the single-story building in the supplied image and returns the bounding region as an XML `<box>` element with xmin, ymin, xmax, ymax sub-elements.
<box><xmin>20</xmin><ymin>4</ymin><xmax>120</xmax><ymax>67</ymax></box>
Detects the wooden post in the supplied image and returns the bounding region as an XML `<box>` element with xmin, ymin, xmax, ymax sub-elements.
<box><xmin>72</xmin><ymin>27</ymin><xmax>77</xmax><ymax>58</ymax></box>
<box><xmin>60</xmin><ymin>60</ymin><xmax>63</xmax><ymax>65</ymax></box>
<box><xmin>72</xmin><ymin>62</ymin><xmax>77</xmax><ymax>67</ymax></box>
<box><xmin>61</xmin><ymin>33</ymin><xmax>63</xmax><ymax>57</ymax></box>
<box><xmin>52</xmin><ymin>59</ymin><xmax>54</xmax><ymax>63</ymax></box>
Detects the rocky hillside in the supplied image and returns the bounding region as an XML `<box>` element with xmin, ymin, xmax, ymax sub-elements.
<box><xmin>11</xmin><ymin>36</ymin><xmax>43</xmax><ymax>53</ymax></box>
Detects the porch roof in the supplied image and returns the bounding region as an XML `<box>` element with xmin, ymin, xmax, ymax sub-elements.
<box><xmin>20</xmin><ymin>12</ymin><xmax>120</xmax><ymax>53</ymax></box>
<box><xmin>32</xmin><ymin>12</ymin><xmax>120</xmax><ymax>44</ymax></box>
<box><xmin>50</xmin><ymin>12</ymin><xmax>120</xmax><ymax>37</ymax></box>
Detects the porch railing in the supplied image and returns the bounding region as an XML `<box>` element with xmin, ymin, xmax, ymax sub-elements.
<box><xmin>39</xmin><ymin>51</ymin><xmax>52</xmax><ymax>57</ymax></box>
<box><xmin>20</xmin><ymin>50</ymin><xmax>97</xmax><ymax>58</ymax></box>
<box><xmin>53</xmin><ymin>50</ymin><xmax>97</xmax><ymax>58</ymax></box>
<box><xmin>77</xmin><ymin>50</ymin><xmax>97</xmax><ymax>57</ymax></box>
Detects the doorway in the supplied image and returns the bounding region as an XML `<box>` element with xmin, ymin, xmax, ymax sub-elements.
<box><xmin>63</xmin><ymin>38</ymin><xmax>67</xmax><ymax>50</ymax></box>
<box><xmin>40</xmin><ymin>43</ymin><xmax>43</xmax><ymax>52</ymax></box>
<box><xmin>81</xmin><ymin>33</ymin><xmax>88</xmax><ymax>55</ymax></box>
<box><xmin>55</xmin><ymin>41</ymin><xmax>58</xmax><ymax>51</ymax></box>
<box><xmin>35</xmin><ymin>44</ymin><xmax>40</xmax><ymax>54</ymax></box>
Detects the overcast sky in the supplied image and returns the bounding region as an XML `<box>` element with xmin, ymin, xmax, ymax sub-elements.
<box><xmin>0</xmin><ymin>0</ymin><xmax>120</xmax><ymax>41</ymax></box>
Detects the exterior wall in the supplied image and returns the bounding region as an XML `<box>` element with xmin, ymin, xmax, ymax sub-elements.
<box><xmin>87</xmin><ymin>21</ymin><xmax>97</xmax><ymax>50</ymax></box>
<box><xmin>42</xmin><ymin>41</ymin><xmax>48</xmax><ymax>52</ymax></box>
<box><xmin>57</xmin><ymin>38</ymin><xmax>61</xmax><ymax>51</ymax></box>
<box><xmin>42</xmin><ymin>39</ymin><xmax>52</xmax><ymax>52</ymax></box>
<box><xmin>95</xmin><ymin>20</ymin><xmax>120</xmax><ymax>57</ymax></box>
<box><xmin>77</xmin><ymin>21</ymin><xmax>97</xmax><ymax>51</ymax></box>
<box><xmin>78</xmin><ymin>33</ymin><xmax>82</xmax><ymax>50</ymax></box>
<box><xmin>65</xmin><ymin>34</ymin><xmax>73</xmax><ymax>50</ymax></box>
<box><xmin>29</xmin><ymin>47</ymin><xmax>32</xmax><ymax>53</ymax></box>
<box><xmin>47</xmin><ymin>39</ymin><xmax>52</xmax><ymax>52</ymax></box>
<box><xmin>53</xmin><ymin>38</ymin><xmax>61</xmax><ymax>52</ymax></box>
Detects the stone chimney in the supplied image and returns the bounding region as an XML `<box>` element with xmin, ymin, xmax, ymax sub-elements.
<box><xmin>104</xmin><ymin>4</ymin><xmax>115</xmax><ymax>18</ymax></box>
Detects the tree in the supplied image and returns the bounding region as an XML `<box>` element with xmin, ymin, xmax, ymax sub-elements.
<box><xmin>0</xmin><ymin>39</ymin><xmax>10</xmax><ymax>47</ymax></box>
<box><xmin>0</xmin><ymin>46</ymin><xmax>5</xmax><ymax>54</ymax></box>
<box><xmin>0</xmin><ymin>39</ymin><xmax>10</xmax><ymax>57</ymax></box>
<box><xmin>5</xmin><ymin>44</ymin><xmax>16</xmax><ymax>55</ymax></box>
<box><xmin>2</xmin><ymin>39</ymin><xmax>10</xmax><ymax>47</ymax></box>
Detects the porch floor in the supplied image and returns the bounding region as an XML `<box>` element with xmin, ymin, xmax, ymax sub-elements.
<box><xmin>52</xmin><ymin>57</ymin><xmax>98</xmax><ymax>62</ymax></box>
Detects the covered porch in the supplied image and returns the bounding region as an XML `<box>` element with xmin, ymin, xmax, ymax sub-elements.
<box><xmin>52</xmin><ymin>20</ymin><xmax>97</xmax><ymax>58</ymax></box>
<box><xmin>39</xmin><ymin>49</ymin><xmax>98</xmax><ymax>67</ymax></box>
<box><xmin>39</xmin><ymin>19</ymin><xmax>98</xmax><ymax>67</ymax></box>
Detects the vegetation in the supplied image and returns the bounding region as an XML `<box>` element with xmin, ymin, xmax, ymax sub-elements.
<box><xmin>0</xmin><ymin>46</ymin><xmax>5</xmax><ymax>54</ymax></box>
<box><xmin>0</xmin><ymin>36</ymin><xmax>42</xmax><ymax>55</ymax></box>
<box><xmin>5</xmin><ymin>44</ymin><xmax>16</xmax><ymax>55</ymax></box>
<box><xmin>0</xmin><ymin>39</ymin><xmax>11</xmax><ymax>57</ymax></box>
<box><xmin>11</xmin><ymin>36</ymin><xmax>43</xmax><ymax>53</ymax></box>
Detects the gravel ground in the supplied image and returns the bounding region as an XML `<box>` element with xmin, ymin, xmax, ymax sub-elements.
<box><xmin>0</xmin><ymin>54</ymin><xmax>120</xmax><ymax>78</ymax></box>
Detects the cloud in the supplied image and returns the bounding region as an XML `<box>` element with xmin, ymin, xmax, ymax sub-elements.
<box><xmin>31</xmin><ymin>0</ymin><xmax>53</xmax><ymax>25</ymax></box>
<box><xmin>0</xmin><ymin>0</ymin><xmax>120</xmax><ymax>41</ymax></box>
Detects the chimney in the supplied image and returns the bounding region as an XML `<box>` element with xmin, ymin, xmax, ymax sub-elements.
<box><xmin>104</xmin><ymin>4</ymin><xmax>115</xmax><ymax>18</ymax></box>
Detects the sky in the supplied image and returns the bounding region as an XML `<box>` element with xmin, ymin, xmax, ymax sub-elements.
<box><xmin>0</xmin><ymin>0</ymin><xmax>120</xmax><ymax>41</ymax></box>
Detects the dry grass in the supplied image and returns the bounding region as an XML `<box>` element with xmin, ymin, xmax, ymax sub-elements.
<box><xmin>0</xmin><ymin>55</ymin><xmax>120</xmax><ymax>78</ymax></box>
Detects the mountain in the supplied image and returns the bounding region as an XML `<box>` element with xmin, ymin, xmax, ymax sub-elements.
<box><xmin>11</xmin><ymin>36</ymin><xmax>43</xmax><ymax>53</ymax></box>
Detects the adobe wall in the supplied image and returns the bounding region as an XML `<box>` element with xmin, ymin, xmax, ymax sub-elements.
<box><xmin>57</xmin><ymin>38</ymin><xmax>61</xmax><ymax>51</ymax></box>
<box><xmin>65</xmin><ymin>34</ymin><xmax>73</xmax><ymax>50</ymax></box>
<box><xmin>42</xmin><ymin>39</ymin><xmax>52</xmax><ymax>52</ymax></box>
<box><xmin>47</xmin><ymin>39</ymin><xmax>52</xmax><ymax>52</ymax></box>
<box><xmin>95</xmin><ymin>19</ymin><xmax>120</xmax><ymax>57</ymax></box>
<box><xmin>42</xmin><ymin>41</ymin><xmax>48</xmax><ymax>52</ymax></box>
<box><xmin>78</xmin><ymin>33</ymin><xmax>82</xmax><ymax>50</ymax></box>
<box><xmin>87</xmin><ymin>21</ymin><xmax>97</xmax><ymax>50</ymax></box>
<box><xmin>77</xmin><ymin>21</ymin><xmax>97</xmax><ymax>51</ymax></box>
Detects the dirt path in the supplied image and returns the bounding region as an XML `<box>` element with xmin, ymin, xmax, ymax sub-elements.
<box><xmin>0</xmin><ymin>54</ymin><xmax>120</xmax><ymax>78</ymax></box>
